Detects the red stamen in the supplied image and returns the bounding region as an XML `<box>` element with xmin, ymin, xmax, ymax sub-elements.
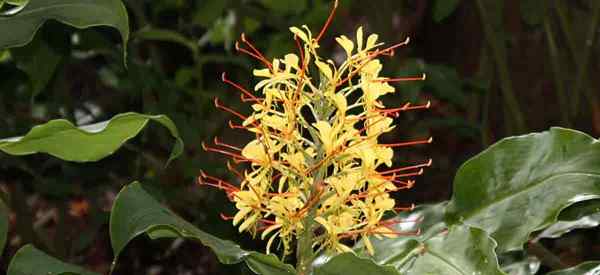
<box><xmin>220</xmin><ymin>213</ymin><xmax>235</xmax><ymax>221</ymax></box>
<box><xmin>214</xmin><ymin>136</ymin><xmax>242</xmax><ymax>151</ymax></box>
<box><xmin>236</xmin><ymin>41</ymin><xmax>273</xmax><ymax>70</ymax></box>
<box><xmin>214</xmin><ymin>98</ymin><xmax>250</xmax><ymax>121</ymax></box>
<box><xmin>315</xmin><ymin>0</ymin><xmax>339</xmax><ymax>42</ymax></box>
<box><xmin>394</xmin><ymin>203</ymin><xmax>416</xmax><ymax>212</ymax></box>
<box><xmin>380</xmin><ymin>101</ymin><xmax>431</xmax><ymax>117</ymax></box>
<box><xmin>202</xmin><ymin>142</ymin><xmax>247</xmax><ymax>161</ymax></box>
<box><xmin>222</xmin><ymin>72</ymin><xmax>261</xmax><ymax>102</ymax></box>
<box><xmin>382</xmin><ymin>137</ymin><xmax>433</xmax><ymax>148</ymax></box>
<box><xmin>374</xmin><ymin>74</ymin><xmax>426</xmax><ymax>83</ymax></box>
<box><xmin>240</xmin><ymin>33</ymin><xmax>273</xmax><ymax>70</ymax></box>
<box><xmin>380</xmin><ymin>159</ymin><xmax>432</xmax><ymax>175</ymax></box>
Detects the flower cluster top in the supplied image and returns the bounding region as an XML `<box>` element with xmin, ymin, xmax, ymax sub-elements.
<box><xmin>201</xmin><ymin>24</ymin><xmax>430</xmax><ymax>257</ymax></box>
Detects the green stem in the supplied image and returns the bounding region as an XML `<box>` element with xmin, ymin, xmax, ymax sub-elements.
<box><xmin>543</xmin><ymin>8</ymin><xmax>571</xmax><ymax>126</ymax></box>
<box><xmin>475</xmin><ymin>0</ymin><xmax>526</xmax><ymax>134</ymax></box>
<box><xmin>296</xmin><ymin>169</ymin><xmax>324</xmax><ymax>275</ymax></box>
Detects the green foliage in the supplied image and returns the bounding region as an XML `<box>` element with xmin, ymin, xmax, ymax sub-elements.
<box><xmin>546</xmin><ymin>261</ymin><xmax>600</xmax><ymax>275</ymax></box>
<box><xmin>0</xmin><ymin>112</ymin><xmax>183</xmax><ymax>164</ymax></box>
<box><xmin>0</xmin><ymin>199</ymin><xmax>7</xmax><ymax>254</ymax></box>
<box><xmin>110</xmin><ymin>182</ymin><xmax>295</xmax><ymax>274</ymax></box>
<box><xmin>7</xmin><ymin>245</ymin><xmax>99</xmax><ymax>275</ymax></box>
<box><xmin>432</xmin><ymin>0</ymin><xmax>461</xmax><ymax>22</ymax></box>
<box><xmin>446</xmin><ymin>127</ymin><xmax>600</xmax><ymax>252</ymax></box>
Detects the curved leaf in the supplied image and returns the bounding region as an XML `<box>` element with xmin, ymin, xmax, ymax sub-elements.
<box><xmin>352</xmin><ymin>203</ymin><xmax>505</xmax><ymax>274</ymax></box>
<box><xmin>0</xmin><ymin>0</ymin><xmax>129</xmax><ymax>56</ymax></box>
<box><xmin>109</xmin><ymin>182</ymin><xmax>295</xmax><ymax>275</ymax></box>
<box><xmin>7</xmin><ymin>244</ymin><xmax>99</xmax><ymax>275</ymax></box>
<box><xmin>0</xmin><ymin>199</ymin><xmax>7</xmax><ymax>253</ymax></box>
<box><xmin>446</xmin><ymin>127</ymin><xmax>600</xmax><ymax>252</ymax></box>
<box><xmin>313</xmin><ymin>253</ymin><xmax>400</xmax><ymax>275</ymax></box>
<box><xmin>0</xmin><ymin>112</ymin><xmax>183</xmax><ymax>164</ymax></box>
<box><xmin>546</xmin><ymin>261</ymin><xmax>600</xmax><ymax>275</ymax></box>
<box><xmin>534</xmin><ymin>212</ymin><xmax>600</xmax><ymax>240</ymax></box>
<box><xmin>558</xmin><ymin>199</ymin><xmax>600</xmax><ymax>221</ymax></box>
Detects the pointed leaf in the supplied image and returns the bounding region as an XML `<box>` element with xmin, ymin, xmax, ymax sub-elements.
<box><xmin>446</xmin><ymin>128</ymin><xmax>600</xmax><ymax>252</ymax></box>
<box><xmin>546</xmin><ymin>261</ymin><xmax>600</xmax><ymax>275</ymax></box>
<box><xmin>352</xmin><ymin>203</ymin><xmax>505</xmax><ymax>274</ymax></box>
<box><xmin>110</xmin><ymin>182</ymin><xmax>295</xmax><ymax>275</ymax></box>
<box><xmin>0</xmin><ymin>112</ymin><xmax>183</xmax><ymax>164</ymax></box>
<box><xmin>0</xmin><ymin>0</ymin><xmax>129</xmax><ymax>58</ymax></box>
<box><xmin>7</xmin><ymin>244</ymin><xmax>99</xmax><ymax>275</ymax></box>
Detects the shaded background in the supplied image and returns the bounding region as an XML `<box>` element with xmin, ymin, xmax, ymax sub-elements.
<box><xmin>1</xmin><ymin>0</ymin><xmax>599</xmax><ymax>274</ymax></box>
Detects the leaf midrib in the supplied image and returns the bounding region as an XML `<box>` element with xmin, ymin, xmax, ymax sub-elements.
<box><xmin>0</xmin><ymin>3</ymin><xmax>116</xmax><ymax>20</ymax></box>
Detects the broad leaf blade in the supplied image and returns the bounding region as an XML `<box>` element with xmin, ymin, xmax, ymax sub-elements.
<box><xmin>0</xmin><ymin>0</ymin><xmax>129</xmax><ymax>56</ymax></box>
<box><xmin>0</xmin><ymin>112</ymin><xmax>183</xmax><ymax>164</ymax></box>
<box><xmin>446</xmin><ymin>127</ymin><xmax>600</xmax><ymax>252</ymax></box>
<box><xmin>352</xmin><ymin>203</ymin><xmax>505</xmax><ymax>274</ymax></box>
<box><xmin>313</xmin><ymin>253</ymin><xmax>400</xmax><ymax>275</ymax></box>
<box><xmin>109</xmin><ymin>182</ymin><xmax>295</xmax><ymax>275</ymax></box>
<box><xmin>546</xmin><ymin>261</ymin><xmax>600</xmax><ymax>275</ymax></box>
<box><xmin>7</xmin><ymin>244</ymin><xmax>99</xmax><ymax>275</ymax></box>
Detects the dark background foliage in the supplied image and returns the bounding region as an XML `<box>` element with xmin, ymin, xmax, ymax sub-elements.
<box><xmin>1</xmin><ymin>0</ymin><xmax>599</xmax><ymax>274</ymax></box>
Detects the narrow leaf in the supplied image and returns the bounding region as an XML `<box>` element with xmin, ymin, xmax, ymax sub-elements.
<box><xmin>0</xmin><ymin>112</ymin><xmax>183</xmax><ymax>165</ymax></box>
<box><xmin>547</xmin><ymin>261</ymin><xmax>600</xmax><ymax>275</ymax></box>
<box><xmin>446</xmin><ymin>127</ymin><xmax>600</xmax><ymax>252</ymax></box>
<box><xmin>109</xmin><ymin>182</ymin><xmax>295</xmax><ymax>275</ymax></box>
<box><xmin>7</xmin><ymin>244</ymin><xmax>99</xmax><ymax>275</ymax></box>
<box><xmin>0</xmin><ymin>0</ymin><xmax>129</xmax><ymax>58</ymax></box>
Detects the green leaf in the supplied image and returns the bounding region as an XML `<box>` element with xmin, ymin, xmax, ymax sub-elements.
<box><xmin>499</xmin><ymin>252</ymin><xmax>540</xmax><ymax>275</ymax></box>
<box><xmin>557</xmin><ymin>199</ymin><xmax>600</xmax><ymax>221</ymax></box>
<box><xmin>135</xmin><ymin>27</ymin><xmax>198</xmax><ymax>56</ymax></box>
<box><xmin>109</xmin><ymin>182</ymin><xmax>295</xmax><ymax>275</ymax></box>
<box><xmin>520</xmin><ymin>0</ymin><xmax>544</xmax><ymax>26</ymax></box>
<box><xmin>0</xmin><ymin>199</ymin><xmax>7</xmax><ymax>254</ymax></box>
<box><xmin>0</xmin><ymin>112</ymin><xmax>183</xmax><ymax>165</ymax></box>
<box><xmin>534</xmin><ymin>212</ymin><xmax>600</xmax><ymax>240</ymax></box>
<box><xmin>7</xmin><ymin>244</ymin><xmax>99</xmax><ymax>275</ymax></box>
<box><xmin>546</xmin><ymin>261</ymin><xmax>600</xmax><ymax>275</ymax></box>
<box><xmin>12</xmin><ymin>35</ymin><xmax>62</xmax><ymax>99</ymax></box>
<box><xmin>446</xmin><ymin>127</ymin><xmax>600</xmax><ymax>253</ymax></box>
<box><xmin>432</xmin><ymin>0</ymin><xmax>461</xmax><ymax>22</ymax></box>
<box><xmin>0</xmin><ymin>0</ymin><xmax>129</xmax><ymax>58</ymax></box>
<box><xmin>352</xmin><ymin>203</ymin><xmax>505</xmax><ymax>274</ymax></box>
<box><xmin>313</xmin><ymin>253</ymin><xmax>400</xmax><ymax>275</ymax></box>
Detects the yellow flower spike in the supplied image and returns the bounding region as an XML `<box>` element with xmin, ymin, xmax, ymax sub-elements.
<box><xmin>201</xmin><ymin>2</ymin><xmax>431</xmax><ymax>260</ymax></box>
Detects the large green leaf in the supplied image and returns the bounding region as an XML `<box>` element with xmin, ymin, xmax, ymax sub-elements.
<box><xmin>0</xmin><ymin>112</ymin><xmax>183</xmax><ymax>164</ymax></box>
<box><xmin>0</xmin><ymin>0</ymin><xmax>129</xmax><ymax>56</ymax></box>
<box><xmin>0</xmin><ymin>199</ymin><xmax>8</xmax><ymax>254</ymax></box>
<box><xmin>546</xmin><ymin>261</ymin><xmax>600</xmax><ymax>275</ymax></box>
<box><xmin>109</xmin><ymin>182</ymin><xmax>295</xmax><ymax>275</ymax></box>
<box><xmin>446</xmin><ymin>127</ymin><xmax>600</xmax><ymax>252</ymax></box>
<box><xmin>313</xmin><ymin>253</ymin><xmax>400</xmax><ymax>275</ymax></box>
<box><xmin>7</xmin><ymin>244</ymin><xmax>99</xmax><ymax>275</ymax></box>
<box><xmin>352</xmin><ymin>203</ymin><xmax>505</xmax><ymax>274</ymax></box>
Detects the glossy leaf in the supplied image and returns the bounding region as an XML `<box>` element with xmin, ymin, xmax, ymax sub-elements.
<box><xmin>0</xmin><ymin>199</ymin><xmax>7</xmax><ymax>254</ymax></box>
<box><xmin>534</xmin><ymin>212</ymin><xmax>600</xmax><ymax>240</ymax></box>
<box><xmin>446</xmin><ymin>127</ymin><xmax>600</xmax><ymax>252</ymax></box>
<box><xmin>433</xmin><ymin>0</ymin><xmax>461</xmax><ymax>22</ymax></box>
<box><xmin>546</xmin><ymin>261</ymin><xmax>600</xmax><ymax>275</ymax></box>
<box><xmin>7</xmin><ymin>244</ymin><xmax>99</xmax><ymax>275</ymax></box>
<box><xmin>0</xmin><ymin>0</ymin><xmax>129</xmax><ymax>56</ymax></box>
<box><xmin>499</xmin><ymin>252</ymin><xmax>540</xmax><ymax>275</ymax></box>
<box><xmin>558</xmin><ymin>199</ymin><xmax>600</xmax><ymax>221</ymax></box>
<box><xmin>353</xmin><ymin>203</ymin><xmax>505</xmax><ymax>274</ymax></box>
<box><xmin>110</xmin><ymin>182</ymin><xmax>295</xmax><ymax>275</ymax></box>
<box><xmin>0</xmin><ymin>112</ymin><xmax>183</xmax><ymax>164</ymax></box>
<box><xmin>313</xmin><ymin>253</ymin><xmax>400</xmax><ymax>275</ymax></box>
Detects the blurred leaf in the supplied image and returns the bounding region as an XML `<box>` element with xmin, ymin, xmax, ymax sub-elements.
<box><xmin>12</xmin><ymin>35</ymin><xmax>61</xmax><ymax>99</ymax></box>
<box><xmin>546</xmin><ymin>261</ymin><xmax>600</xmax><ymax>275</ymax></box>
<box><xmin>193</xmin><ymin>0</ymin><xmax>227</xmax><ymax>27</ymax></box>
<box><xmin>425</xmin><ymin>64</ymin><xmax>466</xmax><ymax>106</ymax></box>
<box><xmin>446</xmin><ymin>127</ymin><xmax>600</xmax><ymax>253</ymax></box>
<box><xmin>0</xmin><ymin>112</ymin><xmax>183</xmax><ymax>165</ymax></box>
<box><xmin>135</xmin><ymin>27</ymin><xmax>198</xmax><ymax>56</ymax></box>
<box><xmin>351</xmin><ymin>203</ymin><xmax>504</xmax><ymax>274</ymax></box>
<box><xmin>499</xmin><ymin>252</ymin><xmax>540</xmax><ymax>275</ymax></box>
<box><xmin>260</xmin><ymin>0</ymin><xmax>307</xmax><ymax>14</ymax></box>
<box><xmin>0</xmin><ymin>199</ymin><xmax>7</xmax><ymax>253</ymax></box>
<box><xmin>432</xmin><ymin>0</ymin><xmax>461</xmax><ymax>22</ymax></box>
<box><xmin>0</xmin><ymin>0</ymin><xmax>129</xmax><ymax>58</ymax></box>
<box><xmin>313</xmin><ymin>253</ymin><xmax>400</xmax><ymax>275</ymax></box>
<box><xmin>7</xmin><ymin>244</ymin><xmax>99</xmax><ymax>275</ymax></box>
<box><xmin>520</xmin><ymin>0</ymin><xmax>545</xmax><ymax>26</ymax></box>
<box><xmin>110</xmin><ymin>182</ymin><xmax>296</xmax><ymax>275</ymax></box>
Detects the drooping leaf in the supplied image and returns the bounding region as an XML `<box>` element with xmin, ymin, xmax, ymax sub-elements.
<box><xmin>351</xmin><ymin>203</ymin><xmax>505</xmax><ymax>274</ymax></box>
<box><xmin>0</xmin><ymin>199</ymin><xmax>8</xmax><ymax>254</ymax></box>
<box><xmin>546</xmin><ymin>261</ymin><xmax>600</xmax><ymax>275</ymax></box>
<box><xmin>0</xmin><ymin>0</ymin><xmax>129</xmax><ymax>58</ymax></box>
<box><xmin>12</xmin><ymin>35</ymin><xmax>61</xmax><ymax>99</ymax></box>
<box><xmin>558</xmin><ymin>199</ymin><xmax>600</xmax><ymax>221</ymax></box>
<box><xmin>109</xmin><ymin>182</ymin><xmax>295</xmax><ymax>275</ymax></box>
<box><xmin>446</xmin><ymin>127</ymin><xmax>600</xmax><ymax>252</ymax></box>
<box><xmin>135</xmin><ymin>27</ymin><xmax>198</xmax><ymax>56</ymax></box>
<box><xmin>432</xmin><ymin>0</ymin><xmax>461</xmax><ymax>22</ymax></box>
<box><xmin>313</xmin><ymin>253</ymin><xmax>400</xmax><ymax>275</ymax></box>
<box><xmin>7</xmin><ymin>244</ymin><xmax>99</xmax><ymax>275</ymax></box>
<box><xmin>0</xmin><ymin>112</ymin><xmax>183</xmax><ymax>165</ymax></box>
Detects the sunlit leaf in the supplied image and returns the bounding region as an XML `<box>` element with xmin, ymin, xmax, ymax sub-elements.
<box><xmin>0</xmin><ymin>112</ymin><xmax>183</xmax><ymax>165</ymax></box>
<box><xmin>7</xmin><ymin>244</ymin><xmax>99</xmax><ymax>275</ymax></box>
<box><xmin>546</xmin><ymin>261</ymin><xmax>600</xmax><ymax>275</ymax></box>
<box><xmin>446</xmin><ymin>127</ymin><xmax>600</xmax><ymax>252</ymax></box>
<box><xmin>0</xmin><ymin>0</ymin><xmax>129</xmax><ymax>58</ymax></box>
<box><xmin>109</xmin><ymin>182</ymin><xmax>295</xmax><ymax>275</ymax></box>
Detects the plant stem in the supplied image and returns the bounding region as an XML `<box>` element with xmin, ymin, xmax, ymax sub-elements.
<box><xmin>475</xmin><ymin>0</ymin><xmax>527</xmax><ymax>134</ymax></box>
<box><xmin>296</xmin><ymin>169</ymin><xmax>324</xmax><ymax>275</ymax></box>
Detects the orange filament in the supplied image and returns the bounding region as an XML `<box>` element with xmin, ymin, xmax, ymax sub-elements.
<box><xmin>315</xmin><ymin>0</ymin><xmax>339</xmax><ymax>42</ymax></box>
<box><xmin>240</xmin><ymin>33</ymin><xmax>273</xmax><ymax>71</ymax></box>
<box><xmin>221</xmin><ymin>72</ymin><xmax>261</xmax><ymax>103</ymax></box>
<box><xmin>374</xmin><ymin>73</ymin><xmax>426</xmax><ymax>83</ymax></box>
<box><xmin>379</xmin><ymin>159</ymin><xmax>432</xmax><ymax>175</ymax></box>
<box><xmin>382</xmin><ymin>137</ymin><xmax>433</xmax><ymax>148</ymax></box>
